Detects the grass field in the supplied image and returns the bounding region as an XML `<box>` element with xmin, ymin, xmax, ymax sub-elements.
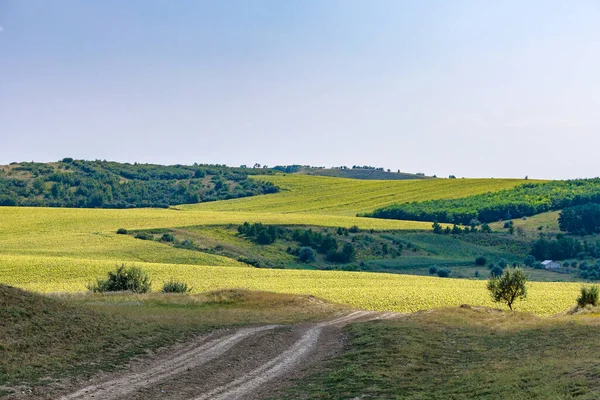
<box><xmin>279</xmin><ymin>307</ymin><xmax>600</xmax><ymax>400</ymax></box>
<box><xmin>0</xmin><ymin>253</ymin><xmax>582</xmax><ymax>316</ymax></box>
<box><xmin>180</xmin><ymin>175</ymin><xmax>529</xmax><ymax>216</ymax></box>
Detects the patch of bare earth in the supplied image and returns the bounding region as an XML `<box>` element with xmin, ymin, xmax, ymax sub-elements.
<box><xmin>13</xmin><ymin>311</ymin><xmax>401</xmax><ymax>400</ymax></box>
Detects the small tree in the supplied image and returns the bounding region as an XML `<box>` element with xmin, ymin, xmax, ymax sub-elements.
<box><xmin>523</xmin><ymin>255</ymin><xmax>535</xmax><ymax>267</ymax></box>
<box><xmin>297</xmin><ymin>247</ymin><xmax>316</xmax><ymax>263</ymax></box>
<box><xmin>577</xmin><ymin>285</ymin><xmax>599</xmax><ymax>308</ymax></box>
<box><xmin>475</xmin><ymin>256</ymin><xmax>487</xmax><ymax>266</ymax></box>
<box><xmin>487</xmin><ymin>267</ymin><xmax>528</xmax><ymax>311</ymax></box>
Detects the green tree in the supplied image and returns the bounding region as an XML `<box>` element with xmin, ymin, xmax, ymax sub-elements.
<box><xmin>487</xmin><ymin>267</ymin><xmax>528</xmax><ymax>311</ymax></box>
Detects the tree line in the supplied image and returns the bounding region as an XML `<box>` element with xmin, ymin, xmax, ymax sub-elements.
<box><xmin>0</xmin><ymin>159</ymin><xmax>279</xmax><ymax>208</ymax></box>
<box><xmin>366</xmin><ymin>179</ymin><xmax>600</xmax><ymax>224</ymax></box>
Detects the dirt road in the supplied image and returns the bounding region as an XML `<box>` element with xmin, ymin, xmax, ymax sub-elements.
<box><xmin>47</xmin><ymin>311</ymin><xmax>399</xmax><ymax>400</ymax></box>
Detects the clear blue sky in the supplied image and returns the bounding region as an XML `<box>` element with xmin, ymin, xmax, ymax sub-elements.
<box><xmin>1</xmin><ymin>1</ymin><xmax>599</xmax><ymax>179</ymax></box>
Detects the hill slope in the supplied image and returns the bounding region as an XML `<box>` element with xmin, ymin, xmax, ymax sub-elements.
<box><xmin>180</xmin><ymin>175</ymin><xmax>529</xmax><ymax>216</ymax></box>
<box><xmin>0</xmin><ymin>160</ymin><xmax>279</xmax><ymax>208</ymax></box>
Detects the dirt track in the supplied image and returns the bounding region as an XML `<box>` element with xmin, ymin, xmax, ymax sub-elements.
<box><xmin>40</xmin><ymin>311</ymin><xmax>399</xmax><ymax>400</ymax></box>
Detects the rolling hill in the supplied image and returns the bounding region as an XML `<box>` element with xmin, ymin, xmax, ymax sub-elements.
<box><xmin>181</xmin><ymin>174</ymin><xmax>528</xmax><ymax>216</ymax></box>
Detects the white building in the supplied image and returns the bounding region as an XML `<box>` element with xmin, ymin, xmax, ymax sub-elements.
<box><xmin>542</xmin><ymin>260</ymin><xmax>561</xmax><ymax>270</ymax></box>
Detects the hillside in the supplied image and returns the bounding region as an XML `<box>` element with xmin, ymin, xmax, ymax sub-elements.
<box><xmin>0</xmin><ymin>159</ymin><xmax>279</xmax><ymax>208</ymax></box>
<box><xmin>181</xmin><ymin>175</ymin><xmax>528</xmax><ymax>216</ymax></box>
<box><xmin>0</xmin><ymin>285</ymin><xmax>337</xmax><ymax>394</ymax></box>
<box><xmin>367</xmin><ymin>179</ymin><xmax>600</xmax><ymax>224</ymax></box>
<box><xmin>300</xmin><ymin>167</ymin><xmax>430</xmax><ymax>180</ymax></box>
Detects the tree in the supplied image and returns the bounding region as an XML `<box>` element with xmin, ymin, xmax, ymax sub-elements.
<box><xmin>297</xmin><ymin>247</ymin><xmax>316</xmax><ymax>263</ymax></box>
<box><xmin>487</xmin><ymin>267</ymin><xmax>528</xmax><ymax>311</ymax></box>
<box><xmin>432</xmin><ymin>221</ymin><xmax>443</xmax><ymax>234</ymax></box>
<box><xmin>524</xmin><ymin>255</ymin><xmax>535</xmax><ymax>267</ymax></box>
<box><xmin>481</xmin><ymin>223</ymin><xmax>492</xmax><ymax>233</ymax></box>
<box><xmin>475</xmin><ymin>256</ymin><xmax>487</xmax><ymax>266</ymax></box>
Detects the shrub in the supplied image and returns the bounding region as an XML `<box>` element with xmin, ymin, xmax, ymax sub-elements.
<box><xmin>135</xmin><ymin>232</ymin><xmax>153</xmax><ymax>240</ymax></box>
<box><xmin>297</xmin><ymin>247</ymin><xmax>316</xmax><ymax>263</ymax></box>
<box><xmin>429</xmin><ymin>266</ymin><xmax>438</xmax><ymax>275</ymax></box>
<box><xmin>437</xmin><ymin>268</ymin><xmax>451</xmax><ymax>278</ymax></box>
<box><xmin>162</xmin><ymin>279</ymin><xmax>191</xmax><ymax>293</ymax></box>
<box><xmin>348</xmin><ymin>225</ymin><xmax>360</xmax><ymax>233</ymax></box>
<box><xmin>577</xmin><ymin>285</ymin><xmax>599</xmax><ymax>308</ymax></box>
<box><xmin>116</xmin><ymin>228</ymin><xmax>128</xmax><ymax>235</ymax></box>
<box><xmin>475</xmin><ymin>256</ymin><xmax>487</xmax><ymax>266</ymax></box>
<box><xmin>160</xmin><ymin>233</ymin><xmax>175</xmax><ymax>242</ymax></box>
<box><xmin>524</xmin><ymin>255</ymin><xmax>535</xmax><ymax>267</ymax></box>
<box><xmin>490</xmin><ymin>266</ymin><xmax>503</xmax><ymax>277</ymax></box>
<box><xmin>89</xmin><ymin>265</ymin><xmax>151</xmax><ymax>293</ymax></box>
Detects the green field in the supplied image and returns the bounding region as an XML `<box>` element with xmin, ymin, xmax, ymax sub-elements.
<box><xmin>180</xmin><ymin>175</ymin><xmax>528</xmax><ymax>216</ymax></box>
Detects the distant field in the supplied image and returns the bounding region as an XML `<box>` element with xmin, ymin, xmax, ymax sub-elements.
<box><xmin>301</xmin><ymin>168</ymin><xmax>430</xmax><ymax>180</ymax></box>
<box><xmin>0</xmin><ymin>253</ymin><xmax>582</xmax><ymax>316</ymax></box>
<box><xmin>180</xmin><ymin>175</ymin><xmax>528</xmax><ymax>216</ymax></box>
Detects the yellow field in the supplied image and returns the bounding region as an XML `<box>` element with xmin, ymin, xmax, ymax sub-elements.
<box><xmin>0</xmin><ymin>174</ymin><xmax>573</xmax><ymax>317</ymax></box>
<box><xmin>180</xmin><ymin>175</ymin><xmax>530</xmax><ymax>216</ymax></box>
<box><xmin>0</xmin><ymin>254</ymin><xmax>579</xmax><ymax>316</ymax></box>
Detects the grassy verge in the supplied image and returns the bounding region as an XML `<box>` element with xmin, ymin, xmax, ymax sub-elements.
<box><xmin>277</xmin><ymin>306</ymin><xmax>600</xmax><ymax>400</ymax></box>
<box><xmin>0</xmin><ymin>286</ymin><xmax>340</xmax><ymax>395</ymax></box>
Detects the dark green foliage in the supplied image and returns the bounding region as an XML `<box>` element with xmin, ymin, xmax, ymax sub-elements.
<box><xmin>135</xmin><ymin>232</ymin><xmax>153</xmax><ymax>241</ymax></box>
<box><xmin>530</xmin><ymin>235</ymin><xmax>584</xmax><ymax>261</ymax></box>
<box><xmin>524</xmin><ymin>255</ymin><xmax>535</xmax><ymax>267</ymax></box>
<box><xmin>559</xmin><ymin>204</ymin><xmax>600</xmax><ymax>235</ymax></box>
<box><xmin>0</xmin><ymin>160</ymin><xmax>280</xmax><ymax>209</ymax></box>
<box><xmin>297</xmin><ymin>247</ymin><xmax>316</xmax><ymax>263</ymax></box>
<box><xmin>89</xmin><ymin>265</ymin><xmax>152</xmax><ymax>293</ymax></box>
<box><xmin>326</xmin><ymin>243</ymin><xmax>356</xmax><ymax>263</ymax></box>
<box><xmin>577</xmin><ymin>286</ymin><xmax>599</xmax><ymax>308</ymax></box>
<box><xmin>161</xmin><ymin>279</ymin><xmax>191</xmax><ymax>293</ymax></box>
<box><xmin>487</xmin><ymin>267</ymin><xmax>528</xmax><ymax>310</ymax></box>
<box><xmin>490</xmin><ymin>265</ymin><xmax>504</xmax><ymax>277</ymax></box>
<box><xmin>437</xmin><ymin>268</ymin><xmax>451</xmax><ymax>278</ymax></box>
<box><xmin>429</xmin><ymin>266</ymin><xmax>438</xmax><ymax>275</ymax></box>
<box><xmin>160</xmin><ymin>233</ymin><xmax>175</xmax><ymax>243</ymax></box>
<box><xmin>238</xmin><ymin>222</ymin><xmax>280</xmax><ymax>245</ymax></box>
<box><xmin>367</xmin><ymin>179</ymin><xmax>600</xmax><ymax>224</ymax></box>
<box><xmin>480</xmin><ymin>223</ymin><xmax>492</xmax><ymax>233</ymax></box>
<box><xmin>475</xmin><ymin>256</ymin><xmax>487</xmax><ymax>266</ymax></box>
<box><xmin>116</xmin><ymin>228</ymin><xmax>128</xmax><ymax>235</ymax></box>
<box><xmin>348</xmin><ymin>225</ymin><xmax>360</xmax><ymax>233</ymax></box>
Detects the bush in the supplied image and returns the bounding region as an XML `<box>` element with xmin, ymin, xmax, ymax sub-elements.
<box><xmin>135</xmin><ymin>232</ymin><xmax>153</xmax><ymax>240</ymax></box>
<box><xmin>490</xmin><ymin>266</ymin><xmax>503</xmax><ymax>277</ymax></box>
<box><xmin>297</xmin><ymin>247</ymin><xmax>316</xmax><ymax>263</ymax></box>
<box><xmin>429</xmin><ymin>266</ymin><xmax>438</xmax><ymax>275</ymax></box>
<box><xmin>437</xmin><ymin>268</ymin><xmax>451</xmax><ymax>278</ymax></box>
<box><xmin>116</xmin><ymin>228</ymin><xmax>128</xmax><ymax>235</ymax></box>
<box><xmin>160</xmin><ymin>233</ymin><xmax>175</xmax><ymax>242</ymax></box>
<box><xmin>162</xmin><ymin>279</ymin><xmax>191</xmax><ymax>293</ymax></box>
<box><xmin>89</xmin><ymin>265</ymin><xmax>151</xmax><ymax>293</ymax></box>
<box><xmin>348</xmin><ymin>225</ymin><xmax>360</xmax><ymax>233</ymax></box>
<box><xmin>577</xmin><ymin>285</ymin><xmax>599</xmax><ymax>308</ymax></box>
<box><xmin>524</xmin><ymin>255</ymin><xmax>535</xmax><ymax>267</ymax></box>
<box><xmin>475</xmin><ymin>256</ymin><xmax>487</xmax><ymax>266</ymax></box>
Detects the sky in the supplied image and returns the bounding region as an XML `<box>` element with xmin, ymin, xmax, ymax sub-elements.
<box><xmin>1</xmin><ymin>1</ymin><xmax>599</xmax><ymax>179</ymax></box>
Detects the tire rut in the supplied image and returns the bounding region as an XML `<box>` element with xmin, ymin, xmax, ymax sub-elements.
<box><xmin>58</xmin><ymin>311</ymin><xmax>402</xmax><ymax>400</ymax></box>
